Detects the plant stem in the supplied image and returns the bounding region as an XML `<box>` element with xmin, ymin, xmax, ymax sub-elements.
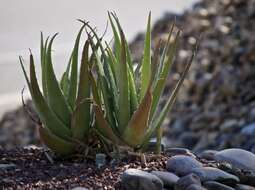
<box><xmin>156</xmin><ymin>127</ymin><xmax>162</xmax><ymax>154</ymax></box>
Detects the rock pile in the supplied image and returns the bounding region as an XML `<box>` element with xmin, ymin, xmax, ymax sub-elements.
<box><xmin>0</xmin><ymin>100</ymin><xmax>39</xmax><ymax>149</ymax></box>
<box><xmin>121</xmin><ymin>148</ymin><xmax>255</xmax><ymax>190</ymax></box>
<box><xmin>130</xmin><ymin>0</ymin><xmax>255</xmax><ymax>152</ymax></box>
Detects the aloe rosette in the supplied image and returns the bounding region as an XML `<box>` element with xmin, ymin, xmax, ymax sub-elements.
<box><xmin>19</xmin><ymin>25</ymin><xmax>92</xmax><ymax>155</ymax></box>
<box><xmin>86</xmin><ymin>12</ymin><xmax>196</xmax><ymax>153</ymax></box>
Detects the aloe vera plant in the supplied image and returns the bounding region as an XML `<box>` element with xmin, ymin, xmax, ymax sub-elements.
<box><xmin>86</xmin><ymin>12</ymin><xmax>196</xmax><ymax>153</ymax></box>
<box><xmin>19</xmin><ymin>12</ymin><xmax>196</xmax><ymax>156</ymax></box>
<box><xmin>19</xmin><ymin>25</ymin><xmax>92</xmax><ymax>156</ymax></box>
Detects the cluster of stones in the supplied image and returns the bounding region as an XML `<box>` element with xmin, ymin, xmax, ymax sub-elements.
<box><xmin>130</xmin><ymin>0</ymin><xmax>255</xmax><ymax>153</ymax></box>
<box><xmin>121</xmin><ymin>148</ymin><xmax>255</xmax><ymax>190</ymax></box>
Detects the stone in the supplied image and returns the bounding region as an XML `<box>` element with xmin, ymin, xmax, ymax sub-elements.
<box><xmin>198</xmin><ymin>150</ymin><xmax>218</xmax><ymax>160</ymax></box>
<box><xmin>151</xmin><ymin>171</ymin><xmax>179</xmax><ymax>187</ymax></box>
<box><xmin>175</xmin><ymin>174</ymin><xmax>201</xmax><ymax>190</ymax></box>
<box><xmin>214</xmin><ymin>149</ymin><xmax>255</xmax><ymax>171</ymax></box>
<box><xmin>146</xmin><ymin>140</ymin><xmax>165</xmax><ymax>152</ymax></box>
<box><xmin>95</xmin><ymin>153</ymin><xmax>106</xmax><ymax>169</ymax></box>
<box><xmin>220</xmin><ymin>119</ymin><xmax>238</xmax><ymax>132</ymax></box>
<box><xmin>0</xmin><ymin>163</ymin><xmax>16</xmax><ymax>170</ymax></box>
<box><xmin>166</xmin><ymin>155</ymin><xmax>203</xmax><ymax>176</ymax></box>
<box><xmin>203</xmin><ymin>181</ymin><xmax>235</xmax><ymax>190</ymax></box>
<box><xmin>241</xmin><ymin>123</ymin><xmax>255</xmax><ymax>136</ymax></box>
<box><xmin>165</xmin><ymin>148</ymin><xmax>196</xmax><ymax>157</ymax></box>
<box><xmin>71</xmin><ymin>188</ymin><xmax>89</xmax><ymax>190</ymax></box>
<box><xmin>235</xmin><ymin>184</ymin><xmax>255</xmax><ymax>190</ymax></box>
<box><xmin>122</xmin><ymin>169</ymin><xmax>163</xmax><ymax>190</ymax></box>
<box><xmin>186</xmin><ymin>184</ymin><xmax>207</xmax><ymax>190</ymax></box>
<box><xmin>191</xmin><ymin>167</ymin><xmax>239</xmax><ymax>185</ymax></box>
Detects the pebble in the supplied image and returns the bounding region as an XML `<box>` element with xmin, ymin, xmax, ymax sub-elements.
<box><xmin>0</xmin><ymin>163</ymin><xmax>16</xmax><ymax>170</ymax></box>
<box><xmin>214</xmin><ymin>149</ymin><xmax>255</xmax><ymax>171</ymax></box>
<box><xmin>175</xmin><ymin>174</ymin><xmax>201</xmax><ymax>190</ymax></box>
<box><xmin>151</xmin><ymin>171</ymin><xmax>179</xmax><ymax>187</ymax></box>
<box><xmin>186</xmin><ymin>184</ymin><xmax>207</xmax><ymax>190</ymax></box>
<box><xmin>191</xmin><ymin>167</ymin><xmax>239</xmax><ymax>185</ymax></box>
<box><xmin>203</xmin><ymin>181</ymin><xmax>235</xmax><ymax>190</ymax></box>
<box><xmin>235</xmin><ymin>184</ymin><xmax>255</xmax><ymax>190</ymax></box>
<box><xmin>122</xmin><ymin>169</ymin><xmax>163</xmax><ymax>190</ymax></box>
<box><xmin>71</xmin><ymin>188</ymin><xmax>89</xmax><ymax>190</ymax></box>
<box><xmin>165</xmin><ymin>148</ymin><xmax>196</xmax><ymax>157</ymax></box>
<box><xmin>146</xmin><ymin>141</ymin><xmax>165</xmax><ymax>152</ymax></box>
<box><xmin>220</xmin><ymin>119</ymin><xmax>238</xmax><ymax>132</ymax></box>
<box><xmin>241</xmin><ymin>123</ymin><xmax>255</xmax><ymax>136</ymax></box>
<box><xmin>166</xmin><ymin>155</ymin><xmax>202</xmax><ymax>176</ymax></box>
<box><xmin>197</xmin><ymin>150</ymin><xmax>218</xmax><ymax>160</ymax></box>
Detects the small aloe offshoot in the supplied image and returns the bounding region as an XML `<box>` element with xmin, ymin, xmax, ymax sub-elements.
<box><xmin>86</xmin><ymin>12</ymin><xmax>196</xmax><ymax>154</ymax></box>
<box><xmin>19</xmin><ymin>24</ymin><xmax>92</xmax><ymax>156</ymax></box>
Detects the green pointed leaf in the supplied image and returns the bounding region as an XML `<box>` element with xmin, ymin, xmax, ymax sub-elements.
<box><xmin>109</xmin><ymin>12</ymin><xmax>139</xmax><ymax>113</ymax></box>
<box><xmin>71</xmin><ymin>41</ymin><xmax>91</xmax><ymax>140</ymax></box>
<box><xmin>29</xmin><ymin>53</ymin><xmax>72</xmax><ymax>139</ymax></box>
<box><xmin>19</xmin><ymin>56</ymin><xmax>31</xmax><ymax>91</ymax></box>
<box><xmin>68</xmin><ymin>24</ymin><xmax>85</xmax><ymax>109</ymax></box>
<box><xmin>105</xmin><ymin>42</ymin><xmax>117</xmax><ymax>81</ymax></box>
<box><xmin>151</xmin><ymin>40</ymin><xmax>162</xmax><ymax>86</ymax></box>
<box><xmin>89</xmin><ymin>71</ymin><xmax>101</xmax><ymax>106</ymax></box>
<box><xmin>41</xmin><ymin>35</ymin><xmax>50</xmax><ymax>98</ymax></box>
<box><xmin>39</xmin><ymin>126</ymin><xmax>74</xmax><ymax>156</ymax></box>
<box><xmin>85</xmin><ymin>24</ymin><xmax>118</xmax><ymax>117</ymax></box>
<box><xmin>86</xmin><ymin>31</ymin><xmax>117</xmax><ymax>130</ymax></box>
<box><xmin>110</xmin><ymin>13</ymin><xmax>136</xmax><ymax>78</ymax></box>
<box><xmin>122</xmin><ymin>83</ymin><xmax>152</xmax><ymax>147</ymax></box>
<box><xmin>140</xmin><ymin>12</ymin><xmax>151</xmax><ymax>100</ymax></box>
<box><xmin>45</xmin><ymin>34</ymin><xmax>72</xmax><ymax>126</ymax></box>
<box><xmin>118</xmin><ymin>28</ymin><xmax>130</xmax><ymax>133</ymax></box>
<box><xmin>156</xmin><ymin>24</ymin><xmax>175</xmax><ymax>81</ymax></box>
<box><xmin>60</xmin><ymin>72</ymin><xmax>70</xmax><ymax>98</ymax></box>
<box><xmin>93</xmin><ymin>104</ymin><xmax>122</xmax><ymax>145</ymax></box>
<box><xmin>60</xmin><ymin>53</ymin><xmax>73</xmax><ymax>97</ymax></box>
<box><xmin>108</xmin><ymin>12</ymin><xmax>121</xmax><ymax>62</ymax></box>
<box><xmin>141</xmin><ymin>47</ymin><xmax>196</xmax><ymax>150</ymax></box>
<box><xmin>150</xmin><ymin>29</ymin><xmax>180</xmax><ymax>120</ymax></box>
<box><xmin>128</xmin><ymin>68</ymin><xmax>138</xmax><ymax>114</ymax></box>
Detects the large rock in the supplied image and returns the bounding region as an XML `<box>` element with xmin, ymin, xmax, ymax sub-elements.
<box><xmin>203</xmin><ymin>181</ymin><xmax>235</xmax><ymax>190</ymax></box>
<box><xmin>165</xmin><ymin>148</ymin><xmax>196</xmax><ymax>157</ymax></box>
<box><xmin>191</xmin><ymin>167</ymin><xmax>239</xmax><ymax>185</ymax></box>
<box><xmin>71</xmin><ymin>188</ymin><xmax>88</xmax><ymax>190</ymax></box>
<box><xmin>166</xmin><ymin>155</ymin><xmax>203</xmax><ymax>176</ymax></box>
<box><xmin>151</xmin><ymin>171</ymin><xmax>179</xmax><ymax>187</ymax></box>
<box><xmin>0</xmin><ymin>163</ymin><xmax>16</xmax><ymax>170</ymax></box>
<box><xmin>235</xmin><ymin>184</ymin><xmax>255</xmax><ymax>190</ymax></box>
<box><xmin>122</xmin><ymin>169</ymin><xmax>163</xmax><ymax>190</ymax></box>
<box><xmin>186</xmin><ymin>184</ymin><xmax>207</xmax><ymax>190</ymax></box>
<box><xmin>241</xmin><ymin>123</ymin><xmax>255</xmax><ymax>136</ymax></box>
<box><xmin>198</xmin><ymin>150</ymin><xmax>218</xmax><ymax>160</ymax></box>
<box><xmin>214</xmin><ymin>149</ymin><xmax>255</xmax><ymax>171</ymax></box>
<box><xmin>175</xmin><ymin>173</ymin><xmax>201</xmax><ymax>190</ymax></box>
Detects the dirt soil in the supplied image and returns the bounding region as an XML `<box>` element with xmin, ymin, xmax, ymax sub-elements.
<box><xmin>0</xmin><ymin>147</ymin><xmax>169</xmax><ymax>190</ymax></box>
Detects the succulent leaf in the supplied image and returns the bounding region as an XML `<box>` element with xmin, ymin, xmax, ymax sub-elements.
<box><xmin>39</xmin><ymin>126</ymin><xmax>74</xmax><ymax>156</ymax></box>
<box><xmin>45</xmin><ymin>34</ymin><xmax>72</xmax><ymax>126</ymax></box>
<box><xmin>68</xmin><ymin>24</ymin><xmax>85</xmax><ymax>109</ymax></box>
<box><xmin>29</xmin><ymin>53</ymin><xmax>72</xmax><ymax>139</ymax></box>
<box><xmin>93</xmin><ymin>104</ymin><xmax>122</xmax><ymax>145</ymax></box>
<box><xmin>117</xmin><ymin>28</ymin><xmax>130</xmax><ymax>133</ymax></box>
<box><xmin>122</xmin><ymin>83</ymin><xmax>152</xmax><ymax>147</ymax></box>
<box><xmin>141</xmin><ymin>47</ymin><xmax>196</xmax><ymax>150</ymax></box>
<box><xmin>140</xmin><ymin>12</ymin><xmax>151</xmax><ymax>100</ymax></box>
<box><xmin>71</xmin><ymin>40</ymin><xmax>91</xmax><ymax>140</ymax></box>
<box><xmin>150</xmin><ymin>28</ymin><xmax>180</xmax><ymax>120</ymax></box>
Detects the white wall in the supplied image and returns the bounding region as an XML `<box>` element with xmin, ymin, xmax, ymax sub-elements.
<box><xmin>0</xmin><ymin>0</ymin><xmax>198</xmax><ymax>116</ymax></box>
